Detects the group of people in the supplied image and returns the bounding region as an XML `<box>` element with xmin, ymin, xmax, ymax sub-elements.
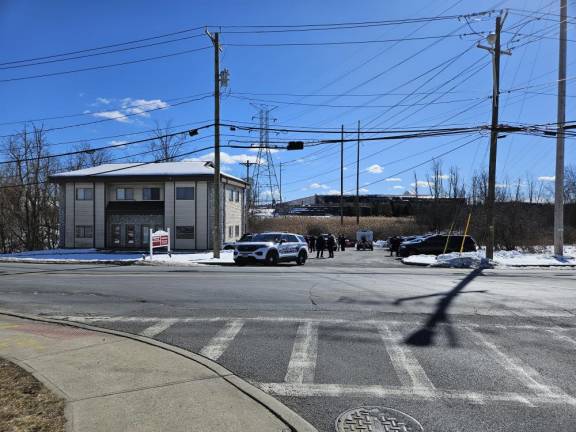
<box><xmin>388</xmin><ymin>236</ymin><xmax>402</xmax><ymax>256</ymax></box>
<box><xmin>305</xmin><ymin>234</ymin><xmax>348</xmax><ymax>259</ymax></box>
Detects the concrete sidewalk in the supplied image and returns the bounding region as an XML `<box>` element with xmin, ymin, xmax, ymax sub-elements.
<box><xmin>0</xmin><ymin>312</ymin><xmax>316</xmax><ymax>432</ymax></box>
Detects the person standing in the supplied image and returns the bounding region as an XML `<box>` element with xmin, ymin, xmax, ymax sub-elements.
<box><xmin>339</xmin><ymin>235</ymin><xmax>346</xmax><ymax>252</ymax></box>
<box><xmin>327</xmin><ymin>234</ymin><xmax>335</xmax><ymax>258</ymax></box>
<box><xmin>309</xmin><ymin>235</ymin><xmax>316</xmax><ymax>252</ymax></box>
<box><xmin>316</xmin><ymin>234</ymin><xmax>325</xmax><ymax>258</ymax></box>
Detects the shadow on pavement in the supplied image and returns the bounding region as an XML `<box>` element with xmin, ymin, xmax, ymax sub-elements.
<box><xmin>404</xmin><ymin>268</ymin><xmax>484</xmax><ymax>347</ymax></box>
<box><xmin>0</xmin><ymin>265</ymin><xmax>120</xmax><ymax>277</ymax></box>
<box><xmin>393</xmin><ymin>289</ymin><xmax>487</xmax><ymax>305</ymax></box>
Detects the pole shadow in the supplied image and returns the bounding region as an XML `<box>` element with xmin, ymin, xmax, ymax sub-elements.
<box><xmin>404</xmin><ymin>268</ymin><xmax>484</xmax><ymax>347</ymax></box>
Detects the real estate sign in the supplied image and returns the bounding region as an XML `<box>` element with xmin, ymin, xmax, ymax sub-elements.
<box><xmin>149</xmin><ymin>228</ymin><xmax>171</xmax><ymax>258</ymax></box>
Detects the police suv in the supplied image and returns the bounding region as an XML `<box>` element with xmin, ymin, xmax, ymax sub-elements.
<box><xmin>233</xmin><ymin>232</ymin><xmax>309</xmax><ymax>266</ymax></box>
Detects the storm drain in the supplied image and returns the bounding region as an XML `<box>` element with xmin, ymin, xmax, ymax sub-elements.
<box><xmin>335</xmin><ymin>406</ymin><xmax>423</xmax><ymax>432</ymax></box>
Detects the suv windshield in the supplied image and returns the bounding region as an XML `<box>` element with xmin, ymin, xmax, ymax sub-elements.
<box><xmin>251</xmin><ymin>233</ymin><xmax>282</xmax><ymax>243</ymax></box>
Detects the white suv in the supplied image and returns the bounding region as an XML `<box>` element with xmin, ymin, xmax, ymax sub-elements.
<box><xmin>233</xmin><ymin>232</ymin><xmax>309</xmax><ymax>266</ymax></box>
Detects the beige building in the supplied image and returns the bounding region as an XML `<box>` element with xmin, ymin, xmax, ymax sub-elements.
<box><xmin>50</xmin><ymin>161</ymin><xmax>247</xmax><ymax>250</ymax></box>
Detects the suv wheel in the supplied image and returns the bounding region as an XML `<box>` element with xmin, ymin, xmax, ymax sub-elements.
<box><xmin>265</xmin><ymin>250</ymin><xmax>279</xmax><ymax>266</ymax></box>
<box><xmin>296</xmin><ymin>250</ymin><xmax>307</xmax><ymax>265</ymax></box>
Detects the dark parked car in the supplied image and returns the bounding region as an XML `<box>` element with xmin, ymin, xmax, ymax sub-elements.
<box><xmin>398</xmin><ymin>234</ymin><xmax>478</xmax><ymax>257</ymax></box>
<box><xmin>223</xmin><ymin>233</ymin><xmax>254</xmax><ymax>250</ymax></box>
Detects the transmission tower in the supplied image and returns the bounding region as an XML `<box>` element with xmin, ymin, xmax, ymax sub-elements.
<box><xmin>251</xmin><ymin>104</ymin><xmax>280</xmax><ymax>207</ymax></box>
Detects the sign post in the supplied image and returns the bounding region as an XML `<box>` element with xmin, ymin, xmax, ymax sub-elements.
<box><xmin>149</xmin><ymin>228</ymin><xmax>171</xmax><ymax>259</ymax></box>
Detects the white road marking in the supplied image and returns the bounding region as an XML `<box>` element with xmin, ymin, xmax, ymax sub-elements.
<box><xmin>255</xmin><ymin>382</ymin><xmax>576</xmax><ymax>406</ymax></box>
<box><xmin>376</xmin><ymin>323</ymin><xmax>435</xmax><ymax>393</ymax></box>
<box><xmin>547</xmin><ymin>328</ymin><xmax>576</xmax><ymax>348</ymax></box>
<box><xmin>464</xmin><ymin>327</ymin><xmax>568</xmax><ymax>398</ymax></box>
<box><xmin>139</xmin><ymin>319</ymin><xmax>177</xmax><ymax>337</ymax></box>
<box><xmin>199</xmin><ymin>319</ymin><xmax>244</xmax><ymax>361</ymax></box>
<box><xmin>285</xmin><ymin>321</ymin><xmax>318</xmax><ymax>383</ymax></box>
<box><xmin>52</xmin><ymin>315</ymin><xmax>574</xmax><ymax>332</ymax></box>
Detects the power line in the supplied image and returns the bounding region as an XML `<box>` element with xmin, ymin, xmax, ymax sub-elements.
<box><xmin>0</xmin><ymin>46</ymin><xmax>211</xmax><ymax>83</ymax></box>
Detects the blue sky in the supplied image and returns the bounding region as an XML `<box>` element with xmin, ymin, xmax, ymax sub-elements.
<box><xmin>0</xmin><ymin>0</ymin><xmax>574</xmax><ymax>201</ymax></box>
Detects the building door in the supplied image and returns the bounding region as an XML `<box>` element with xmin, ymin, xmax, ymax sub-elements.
<box><xmin>125</xmin><ymin>224</ymin><xmax>135</xmax><ymax>247</ymax></box>
<box><xmin>111</xmin><ymin>224</ymin><xmax>121</xmax><ymax>247</ymax></box>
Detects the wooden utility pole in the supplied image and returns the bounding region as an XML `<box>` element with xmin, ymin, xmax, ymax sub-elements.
<box><xmin>554</xmin><ymin>0</ymin><xmax>567</xmax><ymax>257</ymax></box>
<box><xmin>340</xmin><ymin>125</ymin><xmax>344</xmax><ymax>226</ymax></box>
<box><xmin>240</xmin><ymin>160</ymin><xmax>257</xmax><ymax>234</ymax></box>
<box><xmin>356</xmin><ymin>121</ymin><xmax>360</xmax><ymax>225</ymax></box>
<box><xmin>279</xmin><ymin>162</ymin><xmax>283</xmax><ymax>203</ymax></box>
<box><xmin>478</xmin><ymin>14</ymin><xmax>510</xmax><ymax>260</ymax></box>
<box><xmin>207</xmin><ymin>30</ymin><xmax>221</xmax><ymax>258</ymax></box>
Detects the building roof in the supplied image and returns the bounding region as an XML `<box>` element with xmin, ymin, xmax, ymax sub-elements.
<box><xmin>50</xmin><ymin>161</ymin><xmax>246</xmax><ymax>184</ymax></box>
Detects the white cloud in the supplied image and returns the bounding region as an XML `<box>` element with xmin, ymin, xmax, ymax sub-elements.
<box><xmin>436</xmin><ymin>174</ymin><xmax>449</xmax><ymax>180</ymax></box>
<box><xmin>248</xmin><ymin>145</ymin><xmax>280</xmax><ymax>154</ymax></box>
<box><xmin>109</xmin><ymin>140</ymin><xmax>128</xmax><ymax>148</ymax></box>
<box><xmin>92</xmin><ymin>110</ymin><xmax>131</xmax><ymax>123</ymax></box>
<box><xmin>359</xmin><ymin>187</ymin><xmax>369</xmax><ymax>193</ymax></box>
<box><xmin>385</xmin><ymin>177</ymin><xmax>402</xmax><ymax>182</ymax></box>
<box><xmin>538</xmin><ymin>176</ymin><xmax>555</xmax><ymax>182</ymax></box>
<box><xmin>91</xmin><ymin>97</ymin><xmax>170</xmax><ymax>123</ymax></box>
<box><xmin>327</xmin><ymin>189</ymin><xmax>340</xmax><ymax>195</ymax></box>
<box><xmin>392</xmin><ymin>185</ymin><xmax>404</xmax><ymax>190</ymax></box>
<box><xmin>309</xmin><ymin>182</ymin><xmax>329</xmax><ymax>190</ymax></box>
<box><xmin>411</xmin><ymin>180</ymin><xmax>432</xmax><ymax>188</ymax></box>
<box><xmin>366</xmin><ymin>164</ymin><xmax>383</xmax><ymax>174</ymax></box>
<box><xmin>495</xmin><ymin>183</ymin><xmax>508</xmax><ymax>189</ymax></box>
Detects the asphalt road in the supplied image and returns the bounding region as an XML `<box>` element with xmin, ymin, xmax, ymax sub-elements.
<box><xmin>1</xmin><ymin>249</ymin><xmax>576</xmax><ymax>431</ymax></box>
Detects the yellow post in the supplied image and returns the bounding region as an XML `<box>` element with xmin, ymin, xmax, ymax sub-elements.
<box><xmin>460</xmin><ymin>213</ymin><xmax>472</xmax><ymax>253</ymax></box>
<box><xmin>443</xmin><ymin>221</ymin><xmax>455</xmax><ymax>255</ymax></box>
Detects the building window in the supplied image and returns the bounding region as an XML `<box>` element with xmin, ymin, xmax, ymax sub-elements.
<box><xmin>235</xmin><ymin>190</ymin><xmax>240</xmax><ymax>202</ymax></box>
<box><xmin>228</xmin><ymin>189</ymin><xmax>234</xmax><ymax>201</ymax></box>
<box><xmin>235</xmin><ymin>225</ymin><xmax>240</xmax><ymax>237</ymax></box>
<box><xmin>75</xmin><ymin>225</ymin><xmax>93</xmax><ymax>238</ymax></box>
<box><xmin>116</xmin><ymin>188</ymin><xmax>134</xmax><ymax>200</ymax></box>
<box><xmin>141</xmin><ymin>225</ymin><xmax>150</xmax><ymax>247</ymax></box>
<box><xmin>142</xmin><ymin>187</ymin><xmax>160</xmax><ymax>200</ymax></box>
<box><xmin>176</xmin><ymin>187</ymin><xmax>194</xmax><ymax>200</ymax></box>
<box><xmin>176</xmin><ymin>226</ymin><xmax>195</xmax><ymax>239</ymax></box>
<box><xmin>125</xmin><ymin>224</ymin><xmax>135</xmax><ymax>245</ymax></box>
<box><xmin>228</xmin><ymin>226</ymin><xmax>233</xmax><ymax>237</ymax></box>
<box><xmin>76</xmin><ymin>188</ymin><xmax>93</xmax><ymax>201</ymax></box>
<box><xmin>111</xmin><ymin>224</ymin><xmax>121</xmax><ymax>245</ymax></box>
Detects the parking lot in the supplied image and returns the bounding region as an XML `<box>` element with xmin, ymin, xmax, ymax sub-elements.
<box><xmin>1</xmin><ymin>249</ymin><xmax>575</xmax><ymax>431</ymax></box>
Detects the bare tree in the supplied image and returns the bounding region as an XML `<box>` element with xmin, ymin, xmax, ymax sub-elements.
<box><xmin>64</xmin><ymin>141</ymin><xmax>112</xmax><ymax>171</ymax></box>
<box><xmin>0</xmin><ymin>126</ymin><xmax>59</xmax><ymax>252</ymax></box>
<box><xmin>149</xmin><ymin>121</ymin><xmax>184</xmax><ymax>162</ymax></box>
<box><xmin>426</xmin><ymin>159</ymin><xmax>444</xmax><ymax>199</ymax></box>
<box><xmin>412</xmin><ymin>171</ymin><xmax>419</xmax><ymax>198</ymax></box>
<box><xmin>564</xmin><ymin>164</ymin><xmax>576</xmax><ymax>203</ymax></box>
<box><xmin>526</xmin><ymin>174</ymin><xmax>536</xmax><ymax>204</ymax></box>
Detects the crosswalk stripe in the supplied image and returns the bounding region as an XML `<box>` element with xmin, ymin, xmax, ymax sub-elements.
<box><xmin>139</xmin><ymin>319</ymin><xmax>177</xmax><ymax>338</ymax></box>
<box><xmin>376</xmin><ymin>323</ymin><xmax>435</xmax><ymax>392</ymax></box>
<box><xmin>464</xmin><ymin>327</ymin><xmax>567</xmax><ymax>398</ymax></box>
<box><xmin>255</xmin><ymin>382</ymin><xmax>576</xmax><ymax>406</ymax></box>
<box><xmin>285</xmin><ymin>321</ymin><xmax>318</xmax><ymax>384</ymax></box>
<box><xmin>199</xmin><ymin>319</ymin><xmax>244</xmax><ymax>361</ymax></box>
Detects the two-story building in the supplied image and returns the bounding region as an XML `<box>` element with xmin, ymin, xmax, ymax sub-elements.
<box><xmin>50</xmin><ymin>161</ymin><xmax>248</xmax><ymax>250</ymax></box>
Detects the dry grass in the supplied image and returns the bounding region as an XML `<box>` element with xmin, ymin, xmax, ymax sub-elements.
<box><xmin>0</xmin><ymin>358</ymin><xmax>65</xmax><ymax>432</ymax></box>
<box><xmin>249</xmin><ymin>216</ymin><xmax>419</xmax><ymax>239</ymax></box>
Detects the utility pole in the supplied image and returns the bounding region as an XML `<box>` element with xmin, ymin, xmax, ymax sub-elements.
<box><xmin>356</xmin><ymin>120</ymin><xmax>360</xmax><ymax>225</ymax></box>
<box><xmin>340</xmin><ymin>125</ymin><xmax>344</xmax><ymax>226</ymax></box>
<box><xmin>240</xmin><ymin>160</ymin><xmax>256</xmax><ymax>236</ymax></box>
<box><xmin>207</xmin><ymin>30</ymin><xmax>222</xmax><ymax>258</ymax></box>
<box><xmin>477</xmin><ymin>13</ymin><xmax>510</xmax><ymax>260</ymax></box>
<box><xmin>279</xmin><ymin>162</ymin><xmax>283</xmax><ymax>203</ymax></box>
<box><xmin>555</xmin><ymin>0</ymin><xmax>567</xmax><ymax>257</ymax></box>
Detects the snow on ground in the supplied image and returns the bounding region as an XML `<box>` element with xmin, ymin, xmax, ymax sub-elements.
<box><xmin>403</xmin><ymin>246</ymin><xmax>576</xmax><ymax>268</ymax></box>
<box><xmin>0</xmin><ymin>249</ymin><xmax>235</xmax><ymax>265</ymax></box>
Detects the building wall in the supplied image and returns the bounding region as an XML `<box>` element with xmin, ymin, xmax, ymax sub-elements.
<box><xmin>94</xmin><ymin>183</ymin><xmax>105</xmax><ymax>248</ymax></box>
<box><xmin>59</xmin><ymin>177</ymin><xmax>246</xmax><ymax>251</ymax></box>
<box><xmin>224</xmin><ymin>183</ymin><xmax>243</xmax><ymax>242</ymax></box>
<box><xmin>196</xmin><ymin>182</ymin><xmax>209</xmax><ymax>250</ymax></box>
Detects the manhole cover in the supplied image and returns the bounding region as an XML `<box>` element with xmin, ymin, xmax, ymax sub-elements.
<box><xmin>335</xmin><ymin>406</ymin><xmax>423</xmax><ymax>432</ymax></box>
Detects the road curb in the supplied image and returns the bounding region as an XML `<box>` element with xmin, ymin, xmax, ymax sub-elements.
<box><xmin>0</xmin><ymin>309</ymin><xmax>318</xmax><ymax>432</ymax></box>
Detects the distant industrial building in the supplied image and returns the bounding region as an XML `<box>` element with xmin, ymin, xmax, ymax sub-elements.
<box><xmin>276</xmin><ymin>194</ymin><xmax>465</xmax><ymax>217</ymax></box>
